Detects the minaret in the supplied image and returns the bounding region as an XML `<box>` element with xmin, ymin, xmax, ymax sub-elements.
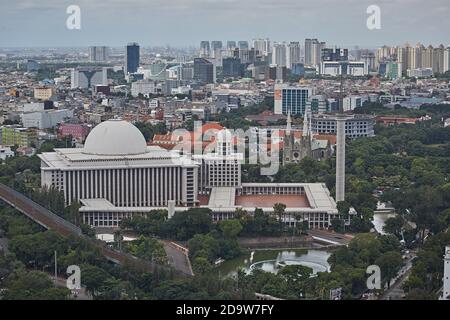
<box><xmin>442</xmin><ymin>246</ymin><xmax>450</xmax><ymax>300</ymax></box>
<box><xmin>335</xmin><ymin>67</ymin><xmax>346</xmax><ymax>202</ymax></box>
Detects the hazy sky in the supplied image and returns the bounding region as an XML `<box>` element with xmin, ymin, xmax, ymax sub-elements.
<box><xmin>0</xmin><ymin>0</ymin><xmax>448</xmax><ymax>48</ymax></box>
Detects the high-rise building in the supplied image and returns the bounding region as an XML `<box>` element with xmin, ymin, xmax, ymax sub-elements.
<box><xmin>397</xmin><ymin>46</ymin><xmax>408</xmax><ymax>74</ymax></box>
<box><xmin>444</xmin><ymin>47</ymin><xmax>450</xmax><ymax>73</ymax></box>
<box><xmin>211</xmin><ymin>41</ymin><xmax>223</xmax><ymax>59</ymax></box>
<box><xmin>222</xmin><ymin>57</ymin><xmax>242</xmax><ymax>78</ymax></box>
<box><xmin>305</xmin><ymin>39</ymin><xmax>325</xmax><ymax>68</ymax></box>
<box><xmin>200</xmin><ymin>41</ymin><xmax>210</xmax><ymax>57</ymax></box>
<box><xmin>238</xmin><ymin>41</ymin><xmax>249</xmax><ymax>50</ymax></box>
<box><xmin>70</xmin><ymin>67</ymin><xmax>108</xmax><ymax>89</ymax></box>
<box><xmin>89</xmin><ymin>46</ymin><xmax>108</xmax><ymax>62</ymax></box>
<box><xmin>433</xmin><ymin>45</ymin><xmax>445</xmax><ymax>74</ymax></box>
<box><xmin>194</xmin><ymin>58</ymin><xmax>215</xmax><ymax>84</ymax></box>
<box><xmin>226</xmin><ymin>41</ymin><xmax>236</xmax><ymax>50</ymax></box>
<box><xmin>422</xmin><ymin>45</ymin><xmax>434</xmax><ymax>69</ymax></box>
<box><xmin>286</xmin><ymin>42</ymin><xmax>301</xmax><ymax>69</ymax></box>
<box><xmin>272</xmin><ymin>42</ymin><xmax>287</xmax><ymax>67</ymax></box>
<box><xmin>274</xmin><ymin>84</ymin><xmax>313</xmax><ymax>115</ymax></box>
<box><xmin>125</xmin><ymin>43</ymin><xmax>140</xmax><ymax>74</ymax></box>
<box><xmin>252</xmin><ymin>38</ymin><xmax>270</xmax><ymax>56</ymax></box>
<box><xmin>321</xmin><ymin>48</ymin><xmax>348</xmax><ymax>62</ymax></box>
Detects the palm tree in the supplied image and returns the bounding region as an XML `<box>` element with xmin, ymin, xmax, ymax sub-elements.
<box><xmin>273</xmin><ymin>203</ymin><xmax>287</xmax><ymax>232</ymax></box>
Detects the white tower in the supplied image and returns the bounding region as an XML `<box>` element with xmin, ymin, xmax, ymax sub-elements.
<box><xmin>335</xmin><ymin>66</ymin><xmax>347</xmax><ymax>203</ymax></box>
<box><xmin>335</xmin><ymin>114</ymin><xmax>346</xmax><ymax>202</ymax></box>
<box><xmin>442</xmin><ymin>246</ymin><xmax>450</xmax><ymax>300</ymax></box>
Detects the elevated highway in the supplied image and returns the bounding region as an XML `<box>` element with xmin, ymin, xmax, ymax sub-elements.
<box><xmin>0</xmin><ymin>183</ymin><xmax>193</xmax><ymax>277</ymax></box>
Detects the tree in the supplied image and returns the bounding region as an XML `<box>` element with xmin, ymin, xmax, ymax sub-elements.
<box><xmin>165</xmin><ymin>208</ymin><xmax>213</xmax><ymax>241</ymax></box>
<box><xmin>375</xmin><ymin>251</ymin><xmax>403</xmax><ymax>289</ymax></box>
<box><xmin>383</xmin><ymin>216</ymin><xmax>405</xmax><ymax>238</ymax></box>
<box><xmin>2</xmin><ymin>271</ymin><xmax>70</xmax><ymax>300</ymax></box>
<box><xmin>80</xmin><ymin>264</ymin><xmax>112</xmax><ymax>298</ymax></box>
<box><xmin>218</xmin><ymin>220</ymin><xmax>243</xmax><ymax>239</ymax></box>
<box><xmin>273</xmin><ymin>203</ymin><xmax>286</xmax><ymax>232</ymax></box>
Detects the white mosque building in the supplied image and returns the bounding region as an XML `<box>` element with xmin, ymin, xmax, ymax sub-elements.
<box><xmin>39</xmin><ymin>119</ymin><xmax>340</xmax><ymax>229</ymax></box>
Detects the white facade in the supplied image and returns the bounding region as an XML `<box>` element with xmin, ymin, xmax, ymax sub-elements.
<box><xmin>0</xmin><ymin>145</ymin><xmax>14</xmax><ymax>161</ymax></box>
<box><xmin>39</xmin><ymin>120</ymin><xmax>339</xmax><ymax>229</ymax></box>
<box><xmin>39</xmin><ymin>120</ymin><xmax>199</xmax><ymax>209</ymax></box>
<box><xmin>131</xmin><ymin>80</ymin><xmax>156</xmax><ymax>97</ymax></box>
<box><xmin>71</xmin><ymin>68</ymin><xmax>108</xmax><ymax>89</ymax></box>
<box><xmin>407</xmin><ymin>68</ymin><xmax>434</xmax><ymax>78</ymax></box>
<box><xmin>321</xmin><ymin>61</ymin><xmax>368</xmax><ymax>76</ymax></box>
<box><xmin>312</xmin><ymin>114</ymin><xmax>375</xmax><ymax>139</ymax></box>
<box><xmin>272</xmin><ymin>42</ymin><xmax>287</xmax><ymax>67</ymax></box>
<box><xmin>21</xmin><ymin>109</ymin><xmax>74</xmax><ymax>129</ymax></box>
<box><xmin>442</xmin><ymin>246</ymin><xmax>450</xmax><ymax>300</ymax></box>
<box><xmin>286</xmin><ymin>42</ymin><xmax>301</xmax><ymax>69</ymax></box>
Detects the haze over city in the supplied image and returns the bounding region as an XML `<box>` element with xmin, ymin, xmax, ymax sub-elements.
<box><xmin>0</xmin><ymin>0</ymin><xmax>449</xmax><ymax>47</ymax></box>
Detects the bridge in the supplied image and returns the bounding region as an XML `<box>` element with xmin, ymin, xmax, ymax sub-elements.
<box><xmin>0</xmin><ymin>183</ymin><xmax>193</xmax><ymax>277</ymax></box>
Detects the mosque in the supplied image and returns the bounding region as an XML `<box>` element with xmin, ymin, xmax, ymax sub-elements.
<box><xmin>39</xmin><ymin>119</ymin><xmax>340</xmax><ymax>229</ymax></box>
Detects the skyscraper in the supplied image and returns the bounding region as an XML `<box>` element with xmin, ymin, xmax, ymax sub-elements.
<box><xmin>89</xmin><ymin>46</ymin><xmax>108</xmax><ymax>62</ymax></box>
<box><xmin>211</xmin><ymin>41</ymin><xmax>223</xmax><ymax>59</ymax></box>
<box><xmin>286</xmin><ymin>42</ymin><xmax>301</xmax><ymax>69</ymax></box>
<box><xmin>272</xmin><ymin>42</ymin><xmax>287</xmax><ymax>67</ymax></box>
<box><xmin>222</xmin><ymin>57</ymin><xmax>242</xmax><ymax>78</ymax></box>
<box><xmin>200</xmin><ymin>41</ymin><xmax>210</xmax><ymax>57</ymax></box>
<box><xmin>125</xmin><ymin>43</ymin><xmax>140</xmax><ymax>74</ymax></box>
<box><xmin>238</xmin><ymin>41</ymin><xmax>249</xmax><ymax>50</ymax></box>
<box><xmin>194</xmin><ymin>58</ymin><xmax>215</xmax><ymax>84</ymax></box>
<box><xmin>226</xmin><ymin>41</ymin><xmax>236</xmax><ymax>50</ymax></box>
<box><xmin>305</xmin><ymin>39</ymin><xmax>325</xmax><ymax>68</ymax></box>
<box><xmin>252</xmin><ymin>38</ymin><xmax>271</xmax><ymax>56</ymax></box>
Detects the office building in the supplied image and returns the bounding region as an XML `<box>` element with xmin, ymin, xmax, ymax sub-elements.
<box><xmin>321</xmin><ymin>48</ymin><xmax>348</xmax><ymax>62</ymax></box>
<box><xmin>274</xmin><ymin>84</ymin><xmax>313</xmax><ymax>115</ymax></box>
<box><xmin>272</xmin><ymin>42</ymin><xmax>287</xmax><ymax>66</ymax></box>
<box><xmin>71</xmin><ymin>67</ymin><xmax>108</xmax><ymax>89</ymax></box>
<box><xmin>222</xmin><ymin>57</ymin><xmax>242</xmax><ymax>78</ymax></box>
<box><xmin>194</xmin><ymin>58</ymin><xmax>215</xmax><ymax>84</ymax></box>
<box><xmin>131</xmin><ymin>80</ymin><xmax>157</xmax><ymax>97</ymax></box>
<box><xmin>21</xmin><ymin>109</ymin><xmax>74</xmax><ymax>129</ymax></box>
<box><xmin>125</xmin><ymin>43</ymin><xmax>140</xmax><ymax>74</ymax></box>
<box><xmin>286</xmin><ymin>42</ymin><xmax>301</xmax><ymax>69</ymax></box>
<box><xmin>200</xmin><ymin>41</ymin><xmax>210</xmax><ymax>57</ymax></box>
<box><xmin>238</xmin><ymin>41</ymin><xmax>249</xmax><ymax>50</ymax></box>
<box><xmin>253</xmin><ymin>38</ymin><xmax>271</xmax><ymax>56</ymax></box>
<box><xmin>320</xmin><ymin>61</ymin><xmax>368</xmax><ymax>76</ymax></box>
<box><xmin>1</xmin><ymin>125</ymin><xmax>37</xmax><ymax>147</ymax></box>
<box><xmin>305</xmin><ymin>39</ymin><xmax>325</xmax><ymax>68</ymax></box>
<box><xmin>89</xmin><ymin>46</ymin><xmax>108</xmax><ymax>62</ymax></box>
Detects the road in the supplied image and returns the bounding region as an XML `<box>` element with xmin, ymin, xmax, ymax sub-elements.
<box><xmin>381</xmin><ymin>251</ymin><xmax>416</xmax><ymax>300</ymax></box>
<box><xmin>0</xmin><ymin>183</ymin><xmax>191</xmax><ymax>277</ymax></box>
<box><xmin>53</xmin><ymin>276</ymin><xmax>92</xmax><ymax>300</ymax></box>
<box><xmin>161</xmin><ymin>241</ymin><xmax>194</xmax><ymax>276</ymax></box>
<box><xmin>308</xmin><ymin>229</ymin><xmax>353</xmax><ymax>246</ymax></box>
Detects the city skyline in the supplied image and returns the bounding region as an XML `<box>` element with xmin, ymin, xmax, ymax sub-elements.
<box><xmin>0</xmin><ymin>0</ymin><xmax>449</xmax><ymax>48</ymax></box>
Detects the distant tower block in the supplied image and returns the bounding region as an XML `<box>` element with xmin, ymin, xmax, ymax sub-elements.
<box><xmin>335</xmin><ymin>115</ymin><xmax>346</xmax><ymax>202</ymax></box>
<box><xmin>442</xmin><ymin>246</ymin><xmax>450</xmax><ymax>300</ymax></box>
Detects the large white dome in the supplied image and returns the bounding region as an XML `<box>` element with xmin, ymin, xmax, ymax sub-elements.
<box><xmin>83</xmin><ymin>119</ymin><xmax>148</xmax><ymax>156</ymax></box>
